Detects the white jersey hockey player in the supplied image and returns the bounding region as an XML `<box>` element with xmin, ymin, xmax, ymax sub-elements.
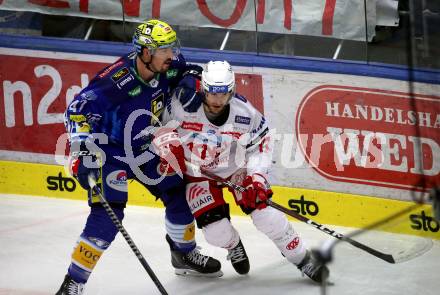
<box><xmin>162</xmin><ymin>60</ymin><xmax>329</xmax><ymax>282</ymax></box>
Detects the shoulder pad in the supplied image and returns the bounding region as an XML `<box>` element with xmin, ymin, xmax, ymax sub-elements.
<box><xmin>90</xmin><ymin>56</ymin><xmax>137</xmax><ymax>93</ymax></box>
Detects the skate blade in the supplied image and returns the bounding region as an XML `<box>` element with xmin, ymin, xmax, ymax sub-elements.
<box><xmin>175</xmin><ymin>268</ymin><xmax>224</xmax><ymax>278</ymax></box>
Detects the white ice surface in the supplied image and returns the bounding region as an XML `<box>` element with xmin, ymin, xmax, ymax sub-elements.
<box><xmin>0</xmin><ymin>194</ymin><xmax>438</xmax><ymax>295</ymax></box>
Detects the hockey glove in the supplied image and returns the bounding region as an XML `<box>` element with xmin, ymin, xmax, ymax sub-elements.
<box><xmin>152</xmin><ymin>128</ymin><xmax>186</xmax><ymax>175</ymax></box>
<box><xmin>69</xmin><ymin>142</ymin><xmax>100</xmax><ymax>190</ymax></box>
<box><xmin>240</xmin><ymin>174</ymin><xmax>273</xmax><ymax>209</ymax></box>
<box><xmin>174</xmin><ymin>71</ymin><xmax>203</xmax><ymax>112</ymax></box>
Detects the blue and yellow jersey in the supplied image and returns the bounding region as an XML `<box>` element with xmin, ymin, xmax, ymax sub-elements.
<box><xmin>64</xmin><ymin>52</ymin><xmax>188</xmax><ymax>152</ymax></box>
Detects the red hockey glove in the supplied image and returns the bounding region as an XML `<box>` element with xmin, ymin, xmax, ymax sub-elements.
<box><xmin>240</xmin><ymin>173</ymin><xmax>273</xmax><ymax>209</ymax></box>
<box><xmin>152</xmin><ymin>128</ymin><xmax>186</xmax><ymax>175</ymax></box>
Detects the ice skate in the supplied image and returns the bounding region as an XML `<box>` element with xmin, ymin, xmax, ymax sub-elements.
<box><xmin>227</xmin><ymin>239</ymin><xmax>250</xmax><ymax>275</ymax></box>
<box><xmin>297</xmin><ymin>250</ymin><xmax>329</xmax><ymax>283</ymax></box>
<box><xmin>55</xmin><ymin>274</ymin><xmax>84</xmax><ymax>295</ymax></box>
<box><xmin>166</xmin><ymin>234</ymin><xmax>223</xmax><ymax>277</ymax></box>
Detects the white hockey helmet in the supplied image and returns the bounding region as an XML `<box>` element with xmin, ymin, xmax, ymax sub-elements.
<box><xmin>201</xmin><ymin>61</ymin><xmax>235</xmax><ymax>94</ymax></box>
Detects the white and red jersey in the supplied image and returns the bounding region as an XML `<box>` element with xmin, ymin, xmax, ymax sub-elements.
<box><xmin>162</xmin><ymin>93</ymin><xmax>273</xmax><ymax>180</ymax></box>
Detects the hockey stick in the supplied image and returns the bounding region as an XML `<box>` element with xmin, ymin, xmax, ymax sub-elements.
<box><xmin>88</xmin><ymin>176</ymin><xmax>168</xmax><ymax>295</ymax></box>
<box><xmin>192</xmin><ymin>166</ymin><xmax>398</xmax><ymax>264</ymax></box>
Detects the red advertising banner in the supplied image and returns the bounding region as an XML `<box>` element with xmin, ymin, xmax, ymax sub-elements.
<box><xmin>296</xmin><ymin>85</ymin><xmax>440</xmax><ymax>191</ymax></box>
<box><xmin>0</xmin><ymin>49</ymin><xmax>263</xmax><ymax>155</ymax></box>
<box><xmin>0</xmin><ymin>53</ymin><xmax>106</xmax><ymax>154</ymax></box>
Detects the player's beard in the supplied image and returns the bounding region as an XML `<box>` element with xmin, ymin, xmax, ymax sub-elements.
<box><xmin>158</xmin><ymin>58</ymin><xmax>172</xmax><ymax>73</ymax></box>
<box><xmin>204</xmin><ymin>103</ymin><xmax>228</xmax><ymax>120</ymax></box>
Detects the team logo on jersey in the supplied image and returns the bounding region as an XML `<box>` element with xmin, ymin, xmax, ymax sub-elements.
<box><xmin>106</xmin><ymin>170</ymin><xmax>128</xmax><ymax>192</ymax></box>
<box><xmin>128</xmin><ymin>86</ymin><xmax>142</xmax><ymax>97</ymax></box>
<box><xmin>186</xmin><ymin>182</ymin><xmax>214</xmax><ymax>214</ymax></box>
<box><xmin>235</xmin><ymin>115</ymin><xmax>251</xmax><ymax>125</ymax></box>
<box><xmin>151</xmin><ymin>94</ymin><xmax>165</xmax><ymax>123</ymax></box>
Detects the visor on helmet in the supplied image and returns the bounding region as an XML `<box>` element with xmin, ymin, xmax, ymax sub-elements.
<box><xmin>154</xmin><ymin>39</ymin><xmax>181</xmax><ymax>57</ymax></box>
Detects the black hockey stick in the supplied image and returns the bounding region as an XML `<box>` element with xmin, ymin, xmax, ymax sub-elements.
<box><xmin>88</xmin><ymin>176</ymin><xmax>168</xmax><ymax>295</ymax></box>
<box><xmin>193</xmin><ymin>167</ymin><xmax>397</xmax><ymax>264</ymax></box>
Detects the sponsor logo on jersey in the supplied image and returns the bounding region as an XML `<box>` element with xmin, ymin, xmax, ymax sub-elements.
<box><xmin>46</xmin><ymin>172</ymin><xmax>76</xmax><ymax>192</ymax></box>
<box><xmin>186</xmin><ymin>182</ymin><xmax>214</xmax><ymax>214</ymax></box>
<box><xmin>296</xmin><ymin>85</ymin><xmax>440</xmax><ymax>191</ymax></box>
<box><xmin>410</xmin><ymin>210</ymin><xmax>439</xmax><ymax>232</ymax></box>
<box><xmin>111</xmin><ymin>67</ymin><xmax>129</xmax><ymax>82</ymax></box>
<box><xmin>166</xmin><ymin>69</ymin><xmax>178</xmax><ymax>79</ymax></box>
<box><xmin>116</xmin><ymin>74</ymin><xmax>134</xmax><ymax>89</ymax></box>
<box><xmin>106</xmin><ymin>170</ymin><xmax>128</xmax><ymax>192</ymax></box>
<box><xmin>182</xmin><ymin>121</ymin><xmax>203</xmax><ymax>131</ymax></box>
<box><xmin>98</xmin><ymin>61</ymin><xmax>124</xmax><ymax>78</ymax></box>
<box><xmin>151</xmin><ymin>94</ymin><xmax>165</xmax><ymax>124</ymax></box>
<box><xmin>128</xmin><ymin>85</ymin><xmax>142</xmax><ymax>97</ymax></box>
<box><xmin>288</xmin><ymin>195</ymin><xmax>319</xmax><ymax>216</ymax></box>
<box><xmin>235</xmin><ymin>115</ymin><xmax>251</xmax><ymax>125</ymax></box>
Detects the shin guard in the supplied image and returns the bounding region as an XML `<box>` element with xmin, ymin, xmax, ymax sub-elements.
<box><xmin>251</xmin><ymin>207</ymin><xmax>306</xmax><ymax>264</ymax></box>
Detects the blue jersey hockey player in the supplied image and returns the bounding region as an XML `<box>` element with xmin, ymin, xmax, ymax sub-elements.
<box><xmin>56</xmin><ymin>20</ymin><xmax>221</xmax><ymax>295</ymax></box>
